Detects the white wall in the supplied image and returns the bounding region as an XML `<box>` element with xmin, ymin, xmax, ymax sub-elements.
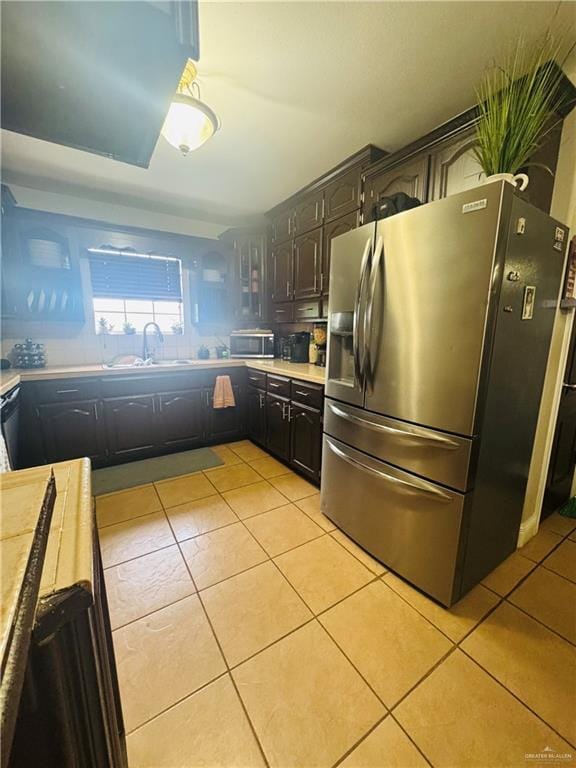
<box><xmin>518</xmin><ymin>53</ymin><xmax>576</xmax><ymax>545</ymax></box>
<box><xmin>7</xmin><ymin>184</ymin><xmax>228</xmax><ymax>240</ymax></box>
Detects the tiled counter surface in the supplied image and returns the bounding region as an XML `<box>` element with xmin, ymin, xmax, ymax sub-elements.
<box><xmin>0</xmin><ymin>359</ymin><xmax>326</xmax><ymax>388</ymax></box>
<box><xmin>0</xmin><ymin>458</ymin><xmax>92</xmax><ymax>666</ymax></box>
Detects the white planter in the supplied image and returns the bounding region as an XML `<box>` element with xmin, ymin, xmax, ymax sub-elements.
<box><xmin>484</xmin><ymin>172</ymin><xmax>529</xmax><ymax>191</ymax></box>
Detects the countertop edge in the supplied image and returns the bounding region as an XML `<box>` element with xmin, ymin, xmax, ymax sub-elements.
<box><xmin>1</xmin><ymin>360</ymin><xmax>326</xmax><ymax>387</ymax></box>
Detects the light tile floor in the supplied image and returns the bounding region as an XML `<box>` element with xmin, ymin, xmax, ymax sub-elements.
<box><xmin>95</xmin><ymin>441</ymin><xmax>576</xmax><ymax>767</ymax></box>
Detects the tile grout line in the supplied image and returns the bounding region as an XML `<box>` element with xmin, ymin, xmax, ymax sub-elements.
<box><xmin>159</xmin><ymin>495</ymin><xmax>272</xmax><ymax>768</ymax></box>
<box><xmin>102</xmin><ymin>448</ymin><xmax>574</xmax><ymax>762</ymax></box>
<box><xmin>456</xmin><ymin>645</ymin><xmax>576</xmax><ymax>751</ymax></box>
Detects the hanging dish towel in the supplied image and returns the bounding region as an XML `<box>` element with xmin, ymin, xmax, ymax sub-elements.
<box><xmin>213</xmin><ymin>375</ymin><xmax>236</xmax><ymax>408</ymax></box>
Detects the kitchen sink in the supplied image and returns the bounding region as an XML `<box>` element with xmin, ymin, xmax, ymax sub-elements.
<box><xmin>103</xmin><ymin>358</ymin><xmax>196</xmax><ymax>369</ymax></box>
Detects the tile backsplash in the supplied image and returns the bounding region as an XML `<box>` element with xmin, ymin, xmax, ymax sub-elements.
<box><xmin>0</xmin><ymin>329</ymin><xmax>230</xmax><ymax>368</ymax></box>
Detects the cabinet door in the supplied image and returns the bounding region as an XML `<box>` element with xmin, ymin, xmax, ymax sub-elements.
<box><xmin>265</xmin><ymin>394</ymin><xmax>290</xmax><ymax>460</ymax></box>
<box><xmin>235</xmin><ymin>233</ymin><xmax>266</xmax><ymax>321</ymax></box>
<box><xmin>323</xmin><ymin>168</ymin><xmax>361</xmax><ymax>221</ymax></box>
<box><xmin>293</xmin><ymin>227</ymin><xmax>322</xmax><ymax>300</ymax></box>
<box><xmin>289</xmin><ymin>403</ymin><xmax>321</xmax><ymax>483</ymax></box>
<box><xmin>204</xmin><ymin>386</ymin><xmax>244</xmax><ymax>443</ymax></box>
<box><xmin>293</xmin><ymin>192</ymin><xmax>323</xmax><ymax>236</ymax></box>
<box><xmin>271</xmin><ymin>210</ymin><xmax>292</xmax><ymax>244</ymax></box>
<box><xmin>4</xmin><ymin>210</ymin><xmax>85</xmax><ymax>322</ymax></box>
<box><xmin>103</xmin><ymin>395</ymin><xmax>158</xmax><ymax>460</ymax></box>
<box><xmin>247</xmin><ymin>387</ymin><xmax>267</xmax><ymax>446</ymax></box>
<box><xmin>271</xmin><ymin>242</ymin><xmax>293</xmax><ymax>303</ymax></box>
<box><xmin>363</xmin><ymin>154</ymin><xmax>429</xmax><ymax>223</ymax></box>
<box><xmin>429</xmin><ymin>131</ymin><xmax>485</xmax><ymax>201</ymax></box>
<box><xmin>158</xmin><ymin>389</ymin><xmax>205</xmax><ymax>449</ymax></box>
<box><xmin>37</xmin><ymin>399</ymin><xmax>105</xmax><ymax>464</ymax></box>
<box><xmin>322</xmin><ymin>210</ymin><xmax>359</xmax><ymax>296</ymax></box>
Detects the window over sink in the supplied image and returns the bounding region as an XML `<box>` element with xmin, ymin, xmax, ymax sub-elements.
<box><xmin>88</xmin><ymin>248</ymin><xmax>184</xmax><ymax>334</ymax></box>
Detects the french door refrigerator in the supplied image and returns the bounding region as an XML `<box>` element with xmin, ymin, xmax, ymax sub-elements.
<box><xmin>322</xmin><ymin>180</ymin><xmax>568</xmax><ymax>606</ymax></box>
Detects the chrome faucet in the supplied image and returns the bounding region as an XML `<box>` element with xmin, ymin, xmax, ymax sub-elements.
<box><xmin>142</xmin><ymin>322</ymin><xmax>164</xmax><ymax>362</ymax></box>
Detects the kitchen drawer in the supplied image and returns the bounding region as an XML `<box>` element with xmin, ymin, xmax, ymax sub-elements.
<box><xmin>247</xmin><ymin>369</ymin><xmax>267</xmax><ymax>390</ymax></box>
<box><xmin>267</xmin><ymin>374</ymin><xmax>290</xmax><ymax>398</ymax></box>
<box><xmin>322</xmin><ymin>435</ymin><xmax>466</xmax><ymax>606</ymax></box>
<box><xmin>293</xmin><ymin>299</ymin><xmax>322</xmax><ymax>322</ymax></box>
<box><xmin>323</xmin><ymin>399</ymin><xmax>474</xmax><ymax>492</ymax></box>
<box><xmin>291</xmin><ymin>379</ymin><xmax>323</xmax><ymax>409</ymax></box>
<box><xmin>101</xmin><ymin>374</ymin><xmax>163</xmax><ymax>398</ymax></box>
<box><xmin>271</xmin><ymin>303</ymin><xmax>294</xmax><ymax>323</ymax></box>
<box><xmin>32</xmin><ymin>378</ymin><xmax>101</xmax><ymax>403</ymax></box>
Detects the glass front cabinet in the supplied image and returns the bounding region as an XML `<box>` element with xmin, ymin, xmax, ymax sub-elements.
<box><xmin>223</xmin><ymin>229</ymin><xmax>267</xmax><ymax>323</ymax></box>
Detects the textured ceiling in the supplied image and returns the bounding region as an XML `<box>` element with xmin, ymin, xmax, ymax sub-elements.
<box><xmin>2</xmin><ymin>1</ymin><xmax>574</xmax><ymax>225</ymax></box>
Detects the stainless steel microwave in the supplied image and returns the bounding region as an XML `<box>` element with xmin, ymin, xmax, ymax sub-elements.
<box><xmin>229</xmin><ymin>331</ymin><xmax>274</xmax><ymax>358</ymax></box>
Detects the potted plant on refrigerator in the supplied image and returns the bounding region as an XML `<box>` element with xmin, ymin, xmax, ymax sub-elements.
<box><xmin>473</xmin><ymin>34</ymin><xmax>570</xmax><ymax>192</ymax></box>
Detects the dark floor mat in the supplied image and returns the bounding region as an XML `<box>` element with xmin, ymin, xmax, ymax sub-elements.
<box><xmin>92</xmin><ymin>447</ymin><xmax>223</xmax><ymax>495</ymax></box>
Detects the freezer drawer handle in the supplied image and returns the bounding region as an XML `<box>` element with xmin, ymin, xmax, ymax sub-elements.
<box><xmin>327</xmin><ymin>402</ymin><xmax>460</xmax><ymax>449</ymax></box>
<box><xmin>326</xmin><ymin>438</ymin><xmax>452</xmax><ymax>502</ymax></box>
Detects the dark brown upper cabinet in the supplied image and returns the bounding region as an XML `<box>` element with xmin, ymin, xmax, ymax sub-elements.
<box><xmin>322</xmin><ymin>209</ymin><xmax>359</xmax><ymax>297</ymax></box>
<box><xmin>293</xmin><ymin>228</ymin><xmax>322</xmax><ymax>300</ymax></box>
<box><xmin>323</xmin><ymin>168</ymin><xmax>362</xmax><ymax>221</ymax></box>
<box><xmin>428</xmin><ymin>129</ymin><xmax>483</xmax><ymax>201</ymax></box>
<box><xmin>363</xmin><ymin>154</ymin><xmax>430</xmax><ymax>223</ymax></box>
<box><xmin>2</xmin><ymin>208</ymin><xmax>85</xmax><ymax>324</ymax></box>
<box><xmin>270</xmin><ymin>210</ymin><xmax>293</xmax><ymax>245</ymax></box>
<box><xmin>271</xmin><ymin>242</ymin><xmax>294</xmax><ymax>303</ymax></box>
<box><xmin>292</xmin><ymin>192</ymin><xmax>324</xmax><ymax>237</ymax></box>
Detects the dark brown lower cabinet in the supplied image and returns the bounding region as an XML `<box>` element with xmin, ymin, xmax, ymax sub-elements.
<box><xmin>289</xmin><ymin>403</ymin><xmax>322</xmax><ymax>482</ymax></box>
<box><xmin>247</xmin><ymin>377</ymin><xmax>323</xmax><ymax>484</ymax></box>
<box><xmin>159</xmin><ymin>389</ymin><xmax>205</xmax><ymax>449</ymax></box>
<box><xmin>103</xmin><ymin>395</ymin><xmax>158</xmax><ymax>461</ymax></box>
<box><xmin>266</xmin><ymin>394</ymin><xmax>290</xmax><ymax>460</ymax></box>
<box><xmin>204</xmin><ymin>385</ymin><xmax>244</xmax><ymax>443</ymax></box>
<box><xmin>37</xmin><ymin>399</ymin><xmax>105</xmax><ymax>465</ymax></box>
<box><xmin>247</xmin><ymin>386</ymin><xmax>267</xmax><ymax>446</ymax></box>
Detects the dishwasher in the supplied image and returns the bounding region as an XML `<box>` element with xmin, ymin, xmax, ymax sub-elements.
<box><xmin>1</xmin><ymin>385</ymin><xmax>20</xmax><ymax>470</ymax></box>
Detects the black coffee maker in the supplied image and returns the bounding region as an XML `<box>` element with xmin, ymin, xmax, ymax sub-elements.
<box><xmin>289</xmin><ymin>332</ymin><xmax>310</xmax><ymax>363</ymax></box>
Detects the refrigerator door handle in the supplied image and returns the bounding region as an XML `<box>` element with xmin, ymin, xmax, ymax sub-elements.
<box><xmin>364</xmin><ymin>234</ymin><xmax>384</xmax><ymax>387</ymax></box>
<box><xmin>353</xmin><ymin>238</ymin><xmax>372</xmax><ymax>388</ymax></box>
<box><xmin>326</xmin><ymin>438</ymin><xmax>452</xmax><ymax>501</ymax></box>
<box><xmin>326</xmin><ymin>402</ymin><xmax>461</xmax><ymax>449</ymax></box>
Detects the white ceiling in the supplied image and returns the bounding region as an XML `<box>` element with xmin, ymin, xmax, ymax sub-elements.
<box><xmin>2</xmin><ymin>1</ymin><xmax>574</xmax><ymax>226</ymax></box>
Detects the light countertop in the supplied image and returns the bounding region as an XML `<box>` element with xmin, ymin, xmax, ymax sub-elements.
<box><xmin>1</xmin><ymin>358</ymin><xmax>326</xmax><ymax>389</ymax></box>
<box><xmin>0</xmin><ymin>458</ymin><xmax>92</xmax><ymax>666</ymax></box>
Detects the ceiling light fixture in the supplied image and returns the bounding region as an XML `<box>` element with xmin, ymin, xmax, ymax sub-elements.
<box><xmin>161</xmin><ymin>59</ymin><xmax>219</xmax><ymax>156</ymax></box>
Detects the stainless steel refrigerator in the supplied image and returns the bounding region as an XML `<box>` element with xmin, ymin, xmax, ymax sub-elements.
<box><xmin>321</xmin><ymin>181</ymin><xmax>568</xmax><ymax>606</ymax></box>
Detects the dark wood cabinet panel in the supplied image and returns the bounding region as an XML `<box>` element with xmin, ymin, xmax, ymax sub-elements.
<box><xmin>266</xmin><ymin>394</ymin><xmax>290</xmax><ymax>460</ymax></box>
<box><xmin>37</xmin><ymin>399</ymin><xmax>105</xmax><ymax>464</ymax></box>
<box><xmin>159</xmin><ymin>390</ymin><xmax>205</xmax><ymax>449</ymax></box>
<box><xmin>322</xmin><ymin>209</ymin><xmax>359</xmax><ymax>296</ymax></box>
<box><xmin>293</xmin><ymin>192</ymin><xmax>323</xmax><ymax>236</ymax></box>
<box><xmin>271</xmin><ymin>302</ymin><xmax>294</xmax><ymax>323</ymax></box>
<box><xmin>323</xmin><ymin>168</ymin><xmax>361</xmax><ymax>221</ymax></box>
<box><xmin>543</xmin><ymin>389</ymin><xmax>576</xmax><ymax>514</ymax></box>
<box><xmin>289</xmin><ymin>403</ymin><xmax>321</xmax><ymax>482</ymax></box>
<box><xmin>363</xmin><ymin>154</ymin><xmax>430</xmax><ymax>223</ymax></box>
<box><xmin>204</xmin><ymin>385</ymin><xmax>244</xmax><ymax>443</ymax></box>
<box><xmin>293</xmin><ymin>228</ymin><xmax>322</xmax><ymax>300</ymax></box>
<box><xmin>103</xmin><ymin>395</ymin><xmax>158</xmax><ymax>460</ymax></box>
<box><xmin>247</xmin><ymin>386</ymin><xmax>267</xmax><ymax>446</ymax></box>
<box><xmin>293</xmin><ymin>299</ymin><xmax>322</xmax><ymax>322</ymax></box>
<box><xmin>271</xmin><ymin>242</ymin><xmax>293</xmax><ymax>303</ymax></box>
<box><xmin>2</xmin><ymin>209</ymin><xmax>85</xmax><ymax>323</ymax></box>
<box><xmin>428</xmin><ymin>130</ymin><xmax>483</xmax><ymax>201</ymax></box>
<box><xmin>271</xmin><ymin>210</ymin><xmax>292</xmax><ymax>245</ymax></box>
